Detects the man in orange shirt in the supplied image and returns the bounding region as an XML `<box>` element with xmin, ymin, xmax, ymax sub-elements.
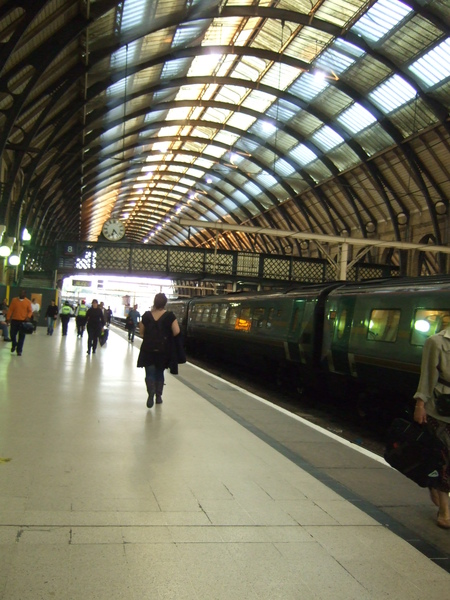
<box><xmin>6</xmin><ymin>289</ymin><xmax>33</xmax><ymax>356</ymax></box>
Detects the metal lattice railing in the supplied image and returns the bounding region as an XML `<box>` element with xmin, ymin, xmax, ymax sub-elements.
<box><xmin>21</xmin><ymin>242</ymin><xmax>401</xmax><ymax>285</ymax></box>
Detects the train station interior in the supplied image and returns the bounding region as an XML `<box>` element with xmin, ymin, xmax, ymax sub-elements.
<box><xmin>0</xmin><ymin>1</ymin><xmax>449</xmax><ymax>598</ymax></box>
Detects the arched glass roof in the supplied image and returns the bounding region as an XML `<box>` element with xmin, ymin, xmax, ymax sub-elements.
<box><xmin>0</xmin><ymin>0</ymin><xmax>449</xmax><ymax>268</ymax></box>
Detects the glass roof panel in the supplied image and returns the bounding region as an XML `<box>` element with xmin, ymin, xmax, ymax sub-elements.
<box><xmin>121</xmin><ymin>0</ymin><xmax>147</xmax><ymax>32</ymax></box>
<box><xmin>408</xmin><ymin>38</ymin><xmax>450</xmax><ymax>88</ymax></box>
<box><xmin>311</xmin><ymin>125</ymin><xmax>345</xmax><ymax>151</ymax></box>
<box><xmin>273</xmin><ymin>158</ymin><xmax>296</xmax><ymax>176</ymax></box>
<box><xmin>226</xmin><ymin>112</ymin><xmax>257</xmax><ymax>131</ymax></box>
<box><xmin>288</xmin><ymin>72</ymin><xmax>329</xmax><ymax>102</ymax></box>
<box><xmin>351</xmin><ymin>0</ymin><xmax>413</xmax><ymax>43</ymax></box>
<box><xmin>241</xmin><ymin>90</ymin><xmax>276</xmax><ymax>112</ymax></box>
<box><xmin>260</xmin><ymin>63</ymin><xmax>302</xmax><ymax>89</ymax></box>
<box><xmin>242</xmin><ymin>181</ymin><xmax>263</xmax><ymax>198</ymax></box>
<box><xmin>265</xmin><ymin>98</ymin><xmax>298</xmax><ymax>123</ymax></box>
<box><xmin>337</xmin><ymin>103</ymin><xmax>377</xmax><ymax>134</ymax></box>
<box><xmin>289</xmin><ymin>144</ymin><xmax>318</xmax><ymax>167</ymax></box>
<box><xmin>314</xmin><ymin>39</ymin><xmax>364</xmax><ymax>76</ymax></box>
<box><xmin>369</xmin><ymin>74</ymin><xmax>417</xmax><ymax>113</ymax></box>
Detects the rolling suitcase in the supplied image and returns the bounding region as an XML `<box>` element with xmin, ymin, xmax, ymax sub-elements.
<box><xmin>384</xmin><ymin>418</ymin><xmax>445</xmax><ymax>488</ymax></box>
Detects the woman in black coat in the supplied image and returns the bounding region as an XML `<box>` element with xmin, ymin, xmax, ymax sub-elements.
<box><xmin>85</xmin><ymin>299</ymin><xmax>105</xmax><ymax>355</ymax></box>
<box><xmin>137</xmin><ymin>293</ymin><xmax>181</xmax><ymax>408</ymax></box>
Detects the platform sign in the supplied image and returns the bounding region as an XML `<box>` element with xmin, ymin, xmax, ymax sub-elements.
<box><xmin>72</xmin><ymin>280</ymin><xmax>92</xmax><ymax>287</ymax></box>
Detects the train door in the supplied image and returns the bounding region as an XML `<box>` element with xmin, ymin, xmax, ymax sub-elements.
<box><xmin>328</xmin><ymin>296</ymin><xmax>355</xmax><ymax>375</ymax></box>
<box><xmin>286</xmin><ymin>300</ymin><xmax>305</xmax><ymax>362</ymax></box>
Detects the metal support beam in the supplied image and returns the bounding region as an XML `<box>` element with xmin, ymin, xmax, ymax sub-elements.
<box><xmin>178</xmin><ymin>219</ymin><xmax>450</xmax><ymax>255</ymax></box>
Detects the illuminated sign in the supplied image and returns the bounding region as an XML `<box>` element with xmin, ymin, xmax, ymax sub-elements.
<box><xmin>72</xmin><ymin>280</ymin><xmax>92</xmax><ymax>287</ymax></box>
<box><xmin>235</xmin><ymin>318</ymin><xmax>251</xmax><ymax>332</ymax></box>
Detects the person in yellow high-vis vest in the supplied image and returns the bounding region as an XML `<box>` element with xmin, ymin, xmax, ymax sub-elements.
<box><xmin>75</xmin><ymin>300</ymin><xmax>88</xmax><ymax>338</ymax></box>
<box><xmin>60</xmin><ymin>301</ymin><xmax>73</xmax><ymax>336</ymax></box>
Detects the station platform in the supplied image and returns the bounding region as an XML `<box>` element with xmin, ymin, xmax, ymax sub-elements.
<box><xmin>0</xmin><ymin>324</ymin><xmax>449</xmax><ymax>599</ymax></box>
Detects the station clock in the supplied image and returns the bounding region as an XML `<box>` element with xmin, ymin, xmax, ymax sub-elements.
<box><xmin>102</xmin><ymin>218</ymin><xmax>126</xmax><ymax>241</ymax></box>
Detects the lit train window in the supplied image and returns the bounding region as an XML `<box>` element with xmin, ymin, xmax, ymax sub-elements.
<box><xmin>367</xmin><ymin>309</ymin><xmax>400</xmax><ymax>342</ymax></box>
<box><xmin>210</xmin><ymin>304</ymin><xmax>219</xmax><ymax>323</ymax></box>
<box><xmin>218</xmin><ymin>304</ymin><xmax>228</xmax><ymax>324</ymax></box>
<box><xmin>240</xmin><ymin>307</ymin><xmax>251</xmax><ymax>319</ymax></box>
<box><xmin>336</xmin><ymin>309</ymin><xmax>347</xmax><ymax>340</ymax></box>
<box><xmin>194</xmin><ymin>305</ymin><xmax>204</xmax><ymax>322</ymax></box>
<box><xmin>227</xmin><ymin>304</ymin><xmax>240</xmax><ymax>326</ymax></box>
<box><xmin>411</xmin><ymin>309</ymin><xmax>450</xmax><ymax>345</ymax></box>
<box><xmin>201</xmin><ymin>304</ymin><xmax>211</xmax><ymax>323</ymax></box>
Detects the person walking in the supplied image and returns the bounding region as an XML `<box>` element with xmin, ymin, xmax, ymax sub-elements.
<box><xmin>127</xmin><ymin>304</ymin><xmax>140</xmax><ymax>342</ymax></box>
<box><xmin>59</xmin><ymin>301</ymin><xmax>73</xmax><ymax>336</ymax></box>
<box><xmin>6</xmin><ymin>289</ymin><xmax>33</xmax><ymax>356</ymax></box>
<box><xmin>75</xmin><ymin>300</ymin><xmax>88</xmax><ymax>338</ymax></box>
<box><xmin>45</xmin><ymin>300</ymin><xmax>58</xmax><ymax>335</ymax></box>
<box><xmin>414</xmin><ymin>324</ymin><xmax>450</xmax><ymax>529</ymax></box>
<box><xmin>30</xmin><ymin>297</ymin><xmax>40</xmax><ymax>332</ymax></box>
<box><xmin>137</xmin><ymin>293</ymin><xmax>180</xmax><ymax>408</ymax></box>
<box><xmin>85</xmin><ymin>299</ymin><xmax>105</xmax><ymax>355</ymax></box>
<box><xmin>1</xmin><ymin>298</ymin><xmax>11</xmax><ymax>341</ymax></box>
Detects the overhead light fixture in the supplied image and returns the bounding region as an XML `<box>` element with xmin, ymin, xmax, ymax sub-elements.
<box><xmin>0</xmin><ymin>236</ymin><xmax>15</xmax><ymax>257</ymax></box>
<box><xmin>8</xmin><ymin>252</ymin><xmax>20</xmax><ymax>266</ymax></box>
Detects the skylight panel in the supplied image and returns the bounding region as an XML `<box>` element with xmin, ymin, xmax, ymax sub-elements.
<box><xmin>337</xmin><ymin>103</ymin><xmax>377</xmax><ymax>134</ymax></box>
<box><xmin>242</xmin><ymin>181</ymin><xmax>262</xmax><ymax>197</ymax></box>
<box><xmin>273</xmin><ymin>158</ymin><xmax>296</xmax><ymax>176</ymax></box>
<box><xmin>266</xmin><ymin>99</ymin><xmax>298</xmax><ymax>123</ymax></box>
<box><xmin>121</xmin><ymin>0</ymin><xmax>147</xmax><ymax>32</ymax></box>
<box><xmin>111</xmin><ymin>41</ymin><xmax>139</xmax><ymax>68</ymax></box>
<box><xmin>369</xmin><ymin>74</ymin><xmax>417</xmax><ymax>113</ymax></box>
<box><xmin>312</xmin><ymin>125</ymin><xmax>345</xmax><ymax>151</ymax></box>
<box><xmin>289</xmin><ymin>144</ymin><xmax>318</xmax><ymax>167</ymax></box>
<box><xmin>351</xmin><ymin>0</ymin><xmax>413</xmax><ymax>43</ymax></box>
<box><xmin>408</xmin><ymin>38</ymin><xmax>450</xmax><ymax>88</ymax></box>
<box><xmin>232</xmin><ymin>190</ymin><xmax>250</xmax><ymax>204</ymax></box>
<box><xmin>289</xmin><ymin>72</ymin><xmax>328</xmax><ymax>102</ymax></box>
<box><xmin>256</xmin><ymin>172</ymin><xmax>278</xmax><ymax>189</ymax></box>
<box><xmin>315</xmin><ymin>40</ymin><xmax>362</xmax><ymax>76</ymax></box>
<box><xmin>226</xmin><ymin>113</ymin><xmax>257</xmax><ymax>131</ymax></box>
<box><xmin>166</xmin><ymin>107</ymin><xmax>192</xmax><ymax>121</ymax></box>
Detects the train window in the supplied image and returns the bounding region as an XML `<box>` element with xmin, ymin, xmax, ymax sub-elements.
<box><xmin>194</xmin><ymin>305</ymin><xmax>204</xmax><ymax>322</ymax></box>
<box><xmin>227</xmin><ymin>304</ymin><xmax>240</xmax><ymax>326</ymax></box>
<box><xmin>201</xmin><ymin>304</ymin><xmax>211</xmax><ymax>323</ymax></box>
<box><xmin>336</xmin><ymin>310</ymin><xmax>347</xmax><ymax>340</ymax></box>
<box><xmin>411</xmin><ymin>310</ymin><xmax>450</xmax><ymax>345</ymax></box>
<box><xmin>240</xmin><ymin>307</ymin><xmax>252</xmax><ymax>319</ymax></box>
<box><xmin>210</xmin><ymin>304</ymin><xmax>219</xmax><ymax>323</ymax></box>
<box><xmin>253</xmin><ymin>307</ymin><xmax>266</xmax><ymax>328</ymax></box>
<box><xmin>267</xmin><ymin>307</ymin><xmax>275</xmax><ymax>328</ymax></box>
<box><xmin>367</xmin><ymin>309</ymin><xmax>400</xmax><ymax>342</ymax></box>
<box><xmin>218</xmin><ymin>304</ymin><xmax>229</xmax><ymax>324</ymax></box>
<box><xmin>290</xmin><ymin>304</ymin><xmax>305</xmax><ymax>333</ymax></box>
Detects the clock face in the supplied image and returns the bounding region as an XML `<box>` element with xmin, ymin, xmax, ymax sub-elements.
<box><xmin>102</xmin><ymin>218</ymin><xmax>126</xmax><ymax>241</ymax></box>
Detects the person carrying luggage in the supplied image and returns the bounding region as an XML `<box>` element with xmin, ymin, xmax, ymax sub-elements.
<box><xmin>414</xmin><ymin>323</ymin><xmax>450</xmax><ymax>529</ymax></box>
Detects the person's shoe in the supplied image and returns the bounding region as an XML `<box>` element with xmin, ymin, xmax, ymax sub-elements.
<box><xmin>4</xmin><ymin>338</ymin><xmax>11</xmax><ymax>341</ymax></box>
<box><xmin>11</xmin><ymin>345</ymin><xmax>16</xmax><ymax>353</ymax></box>
<box><xmin>17</xmin><ymin>352</ymin><xmax>22</xmax><ymax>356</ymax></box>
<box><xmin>92</xmin><ymin>350</ymin><xmax>96</xmax><ymax>354</ymax></box>
<box><xmin>87</xmin><ymin>350</ymin><xmax>91</xmax><ymax>355</ymax></box>
<box><xmin>437</xmin><ymin>513</ymin><xmax>450</xmax><ymax>529</ymax></box>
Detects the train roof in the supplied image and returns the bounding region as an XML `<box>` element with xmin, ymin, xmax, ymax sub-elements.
<box><xmin>327</xmin><ymin>274</ymin><xmax>450</xmax><ymax>296</ymax></box>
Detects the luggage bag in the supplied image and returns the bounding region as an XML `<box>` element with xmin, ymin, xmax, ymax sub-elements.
<box><xmin>384</xmin><ymin>418</ymin><xmax>445</xmax><ymax>488</ymax></box>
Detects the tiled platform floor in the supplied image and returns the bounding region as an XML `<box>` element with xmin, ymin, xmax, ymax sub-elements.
<box><xmin>0</xmin><ymin>326</ymin><xmax>449</xmax><ymax>599</ymax></box>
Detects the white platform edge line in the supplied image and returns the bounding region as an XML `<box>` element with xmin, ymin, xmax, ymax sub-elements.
<box><xmin>186</xmin><ymin>361</ymin><xmax>390</xmax><ymax>466</ymax></box>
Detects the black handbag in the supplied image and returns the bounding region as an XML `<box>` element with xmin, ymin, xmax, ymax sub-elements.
<box><xmin>20</xmin><ymin>321</ymin><xmax>34</xmax><ymax>334</ymax></box>
<box><xmin>384</xmin><ymin>418</ymin><xmax>445</xmax><ymax>488</ymax></box>
<box><xmin>434</xmin><ymin>390</ymin><xmax>450</xmax><ymax>417</ymax></box>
